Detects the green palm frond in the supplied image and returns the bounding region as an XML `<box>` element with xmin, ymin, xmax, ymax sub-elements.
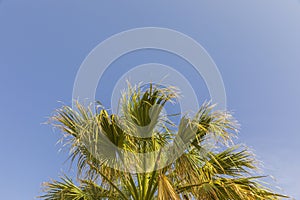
<box><xmin>40</xmin><ymin>176</ymin><xmax>120</xmax><ymax>200</ymax></box>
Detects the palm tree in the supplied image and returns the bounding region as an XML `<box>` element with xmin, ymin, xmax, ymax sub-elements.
<box><xmin>40</xmin><ymin>84</ymin><xmax>288</xmax><ymax>200</ymax></box>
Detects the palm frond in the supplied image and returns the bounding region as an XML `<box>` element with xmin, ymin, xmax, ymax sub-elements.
<box><xmin>40</xmin><ymin>176</ymin><xmax>119</xmax><ymax>200</ymax></box>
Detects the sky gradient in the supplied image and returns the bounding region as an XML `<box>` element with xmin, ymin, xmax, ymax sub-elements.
<box><xmin>0</xmin><ymin>0</ymin><xmax>299</xmax><ymax>199</ymax></box>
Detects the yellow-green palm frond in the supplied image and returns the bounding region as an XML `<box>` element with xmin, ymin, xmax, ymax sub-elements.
<box><xmin>40</xmin><ymin>176</ymin><xmax>121</xmax><ymax>200</ymax></box>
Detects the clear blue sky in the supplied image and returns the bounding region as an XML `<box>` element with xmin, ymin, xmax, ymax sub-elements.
<box><xmin>0</xmin><ymin>0</ymin><xmax>299</xmax><ymax>199</ymax></box>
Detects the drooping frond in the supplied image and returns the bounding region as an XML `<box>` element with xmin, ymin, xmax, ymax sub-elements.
<box><xmin>40</xmin><ymin>176</ymin><xmax>120</xmax><ymax>200</ymax></box>
<box><xmin>158</xmin><ymin>174</ymin><xmax>180</xmax><ymax>200</ymax></box>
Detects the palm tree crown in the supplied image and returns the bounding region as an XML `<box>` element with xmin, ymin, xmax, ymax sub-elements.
<box><xmin>41</xmin><ymin>84</ymin><xmax>288</xmax><ymax>200</ymax></box>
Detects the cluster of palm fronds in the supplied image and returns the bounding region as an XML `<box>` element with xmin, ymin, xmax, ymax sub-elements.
<box><xmin>40</xmin><ymin>84</ymin><xmax>288</xmax><ymax>200</ymax></box>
